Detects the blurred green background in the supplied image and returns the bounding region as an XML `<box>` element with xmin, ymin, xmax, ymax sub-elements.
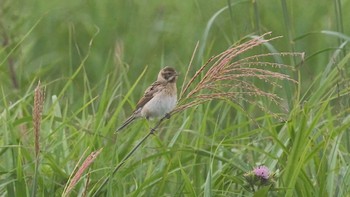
<box><xmin>2</xmin><ymin>0</ymin><xmax>349</xmax><ymax>97</ymax></box>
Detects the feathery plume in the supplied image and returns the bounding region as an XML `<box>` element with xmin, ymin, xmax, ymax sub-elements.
<box><xmin>175</xmin><ymin>32</ymin><xmax>304</xmax><ymax>117</ymax></box>
<box><xmin>63</xmin><ymin>148</ymin><xmax>103</xmax><ymax>197</ymax></box>
<box><xmin>33</xmin><ymin>81</ymin><xmax>44</xmax><ymax>158</ymax></box>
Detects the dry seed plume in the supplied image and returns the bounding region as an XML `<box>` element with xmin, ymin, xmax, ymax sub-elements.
<box><xmin>33</xmin><ymin>81</ymin><xmax>44</xmax><ymax>158</ymax></box>
<box><xmin>63</xmin><ymin>148</ymin><xmax>103</xmax><ymax>197</ymax></box>
<box><xmin>175</xmin><ymin>32</ymin><xmax>303</xmax><ymax>117</ymax></box>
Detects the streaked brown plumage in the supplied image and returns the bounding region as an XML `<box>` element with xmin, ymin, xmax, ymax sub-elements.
<box><xmin>116</xmin><ymin>67</ymin><xmax>178</xmax><ymax>132</ymax></box>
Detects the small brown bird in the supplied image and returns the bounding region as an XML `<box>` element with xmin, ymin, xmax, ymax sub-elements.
<box><xmin>116</xmin><ymin>66</ymin><xmax>178</xmax><ymax>132</ymax></box>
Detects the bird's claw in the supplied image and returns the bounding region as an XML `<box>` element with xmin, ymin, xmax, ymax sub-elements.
<box><xmin>150</xmin><ymin>128</ymin><xmax>156</xmax><ymax>135</ymax></box>
<box><xmin>165</xmin><ymin>113</ymin><xmax>171</xmax><ymax>119</ymax></box>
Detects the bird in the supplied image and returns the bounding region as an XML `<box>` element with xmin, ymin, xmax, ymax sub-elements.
<box><xmin>116</xmin><ymin>66</ymin><xmax>179</xmax><ymax>132</ymax></box>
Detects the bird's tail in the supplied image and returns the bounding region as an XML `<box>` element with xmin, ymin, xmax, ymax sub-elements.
<box><xmin>116</xmin><ymin>115</ymin><xmax>137</xmax><ymax>132</ymax></box>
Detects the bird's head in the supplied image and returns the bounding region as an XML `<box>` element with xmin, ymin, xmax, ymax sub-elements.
<box><xmin>158</xmin><ymin>66</ymin><xmax>178</xmax><ymax>83</ymax></box>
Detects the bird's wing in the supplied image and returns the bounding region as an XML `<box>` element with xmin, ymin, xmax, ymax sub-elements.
<box><xmin>134</xmin><ymin>81</ymin><xmax>164</xmax><ymax>110</ymax></box>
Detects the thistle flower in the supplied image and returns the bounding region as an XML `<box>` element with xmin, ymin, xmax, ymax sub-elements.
<box><xmin>253</xmin><ymin>165</ymin><xmax>270</xmax><ymax>180</ymax></box>
<box><xmin>244</xmin><ymin>165</ymin><xmax>275</xmax><ymax>192</ymax></box>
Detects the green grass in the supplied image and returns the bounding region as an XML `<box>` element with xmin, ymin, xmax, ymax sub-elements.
<box><xmin>1</xmin><ymin>0</ymin><xmax>350</xmax><ymax>196</ymax></box>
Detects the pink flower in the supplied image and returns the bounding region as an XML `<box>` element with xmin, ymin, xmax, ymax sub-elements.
<box><xmin>253</xmin><ymin>166</ymin><xmax>269</xmax><ymax>180</ymax></box>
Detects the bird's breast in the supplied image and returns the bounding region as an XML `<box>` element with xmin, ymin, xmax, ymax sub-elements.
<box><xmin>141</xmin><ymin>93</ymin><xmax>177</xmax><ymax>119</ymax></box>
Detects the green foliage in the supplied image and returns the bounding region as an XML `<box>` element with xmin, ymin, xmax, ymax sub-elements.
<box><xmin>1</xmin><ymin>0</ymin><xmax>350</xmax><ymax>196</ymax></box>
